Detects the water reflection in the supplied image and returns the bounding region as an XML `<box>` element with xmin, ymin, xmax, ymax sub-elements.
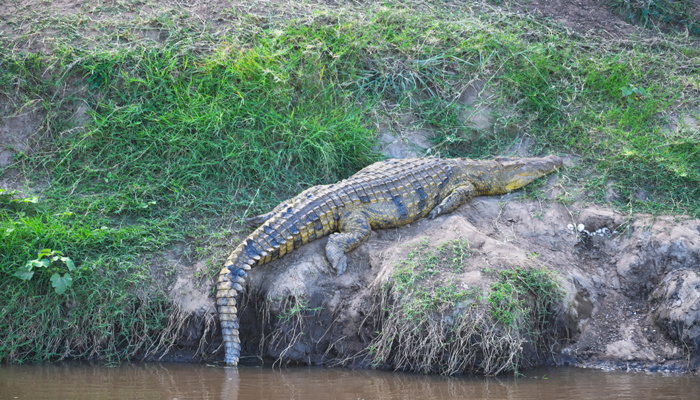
<box><xmin>0</xmin><ymin>363</ymin><xmax>698</xmax><ymax>400</ymax></box>
<box><xmin>221</xmin><ymin>368</ymin><xmax>239</xmax><ymax>400</ymax></box>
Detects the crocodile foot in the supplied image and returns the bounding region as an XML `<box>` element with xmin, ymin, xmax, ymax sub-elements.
<box><xmin>428</xmin><ymin>206</ymin><xmax>443</xmax><ymax>219</ymax></box>
<box><xmin>326</xmin><ymin>247</ymin><xmax>348</xmax><ymax>276</ymax></box>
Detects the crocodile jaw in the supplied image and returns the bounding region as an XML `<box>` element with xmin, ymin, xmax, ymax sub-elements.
<box><xmin>496</xmin><ymin>155</ymin><xmax>563</xmax><ymax>192</ymax></box>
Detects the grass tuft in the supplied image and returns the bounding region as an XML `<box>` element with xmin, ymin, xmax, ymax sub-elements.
<box><xmin>366</xmin><ymin>239</ymin><xmax>562</xmax><ymax>375</ymax></box>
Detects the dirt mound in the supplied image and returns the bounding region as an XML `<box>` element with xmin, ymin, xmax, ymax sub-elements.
<box><xmin>170</xmin><ymin>188</ymin><xmax>700</xmax><ymax>373</ymax></box>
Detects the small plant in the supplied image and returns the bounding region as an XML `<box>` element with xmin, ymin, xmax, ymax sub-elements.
<box><xmin>488</xmin><ymin>279</ymin><xmax>524</xmax><ymax>327</ymax></box>
<box><xmin>436</xmin><ymin>239</ymin><xmax>471</xmax><ymax>272</ymax></box>
<box><xmin>488</xmin><ymin>267</ymin><xmax>562</xmax><ymax>327</ymax></box>
<box><xmin>277</xmin><ymin>294</ymin><xmax>322</xmax><ymax>323</ymax></box>
<box><xmin>0</xmin><ymin>189</ymin><xmax>38</xmax><ymax>205</ymax></box>
<box><xmin>14</xmin><ymin>249</ymin><xmax>77</xmax><ymax>295</ymax></box>
<box><xmin>620</xmin><ymin>85</ymin><xmax>648</xmax><ymax>104</ymax></box>
<box><xmin>610</xmin><ymin>0</ymin><xmax>700</xmax><ymax>36</ymax></box>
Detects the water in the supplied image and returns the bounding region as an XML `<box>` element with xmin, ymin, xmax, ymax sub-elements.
<box><xmin>0</xmin><ymin>363</ymin><xmax>698</xmax><ymax>400</ymax></box>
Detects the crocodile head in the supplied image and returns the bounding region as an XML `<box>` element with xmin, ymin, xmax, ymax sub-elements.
<box><xmin>495</xmin><ymin>155</ymin><xmax>563</xmax><ymax>192</ymax></box>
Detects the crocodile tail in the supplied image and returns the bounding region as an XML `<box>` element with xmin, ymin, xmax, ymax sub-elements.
<box><xmin>216</xmin><ymin>245</ymin><xmax>254</xmax><ymax>366</ymax></box>
<box><xmin>217</xmin><ymin>205</ymin><xmax>324</xmax><ymax>365</ymax></box>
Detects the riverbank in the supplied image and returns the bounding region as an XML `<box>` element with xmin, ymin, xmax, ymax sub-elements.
<box><xmin>1</xmin><ymin>0</ymin><xmax>699</xmax><ymax>374</ymax></box>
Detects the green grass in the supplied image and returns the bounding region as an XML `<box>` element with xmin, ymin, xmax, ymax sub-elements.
<box><xmin>387</xmin><ymin>238</ymin><xmax>476</xmax><ymax>320</ymax></box>
<box><xmin>488</xmin><ymin>267</ymin><xmax>563</xmax><ymax>328</ymax></box>
<box><xmin>276</xmin><ymin>293</ymin><xmax>322</xmax><ymax>324</ymax></box>
<box><xmin>0</xmin><ymin>1</ymin><xmax>699</xmax><ymax>363</ymax></box>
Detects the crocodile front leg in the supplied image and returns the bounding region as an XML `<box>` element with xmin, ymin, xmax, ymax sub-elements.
<box><xmin>428</xmin><ymin>182</ymin><xmax>475</xmax><ymax>219</ymax></box>
<box><xmin>325</xmin><ymin>210</ymin><xmax>371</xmax><ymax>276</ymax></box>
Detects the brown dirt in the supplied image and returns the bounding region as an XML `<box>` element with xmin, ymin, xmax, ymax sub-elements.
<box><xmin>0</xmin><ymin>95</ymin><xmax>46</xmax><ymax>196</ymax></box>
<box><xmin>169</xmin><ymin>172</ymin><xmax>700</xmax><ymax>372</ymax></box>
<box><xmin>506</xmin><ymin>0</ymin><xmax>638</xmax><ymax>36</ymax></box>
<box><xmin>0</xmin><ymin>98</ymin><xmax>43</xmax><ymax>169</ymax></box>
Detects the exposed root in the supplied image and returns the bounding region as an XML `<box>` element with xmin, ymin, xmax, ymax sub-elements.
<box><xmin>255</xmin><ymin>292</ymin><xmax>323</xmax><ymax>368</ymax></box>
<box><xmin>155</xmin><ymin>302</ymin><xmax>217</xmax><ymax>361</ymax></box>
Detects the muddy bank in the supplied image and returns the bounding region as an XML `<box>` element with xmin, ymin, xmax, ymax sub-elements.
<box><xmin>166</xmin><ymin>187</ymin><xmax>700</xmax><ymax>374</ymax></box>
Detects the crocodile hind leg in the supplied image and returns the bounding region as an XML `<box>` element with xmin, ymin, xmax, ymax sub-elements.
<box><xmin>325</xmin><ymin>211</ymin><xmax>371</xmax><ymax>276</ymax></box>
<box><xmin>428</xmin><ymin>182</ymin><xmax>475</xmax><ymax>219</ymax></box>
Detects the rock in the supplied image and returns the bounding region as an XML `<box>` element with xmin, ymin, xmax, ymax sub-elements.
<box><xmin>0</xmin><ymin>104</ymin><xmax>43</xmax><ymax>168</ymax></box>
<box><xmin>605</xmin><ymin>340</ymin><xmax>637</xmax><ymax>361</ymax></box>
<box><xmin>611</xmin><ymin>276</ymin><xmax>620</xmax><ymax>290</ymax></box>
<box><xmin>376</xmin><ymin>130</ymin><xmax>432</xmax><ymax>158</ymax></box>
<box><xmin>458</xmin><ymin>80</ymin><xmax>494</xmax><ymax>132</ymax></box>
<box><xmin>605</xmin><ymin>182</ymin><xmax>621</xmax><ymax>202</ymax></box>
<box><xmin>651</xmin><ymin>270</ymin><xmax>700</xmax><ymax>355</ymax></box>
<box><xmin>578</xmin><ymin>207</ymin><xmax>625</xmax><ymax>232</ymax></box>
<box><xmin>634</xmin><ymin>189</ymin><xmax>648</xmax><ymax>201</ymax></box>
<box><xmin>616</xmin><ymin>236</ymin><xmax>700</xmax><ymax>299</ymax></box>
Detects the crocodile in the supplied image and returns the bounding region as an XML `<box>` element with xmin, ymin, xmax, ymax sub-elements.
<box><xmin>216</xmin><ymin>155</ymin><xmax>563</xmax><ymax>366</ymax></box>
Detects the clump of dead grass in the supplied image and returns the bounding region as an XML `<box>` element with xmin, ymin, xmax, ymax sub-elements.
<box><xmin>361</xmin><ymin>239</ymin><xmax>562</xmax><ymax>375</ymax></box>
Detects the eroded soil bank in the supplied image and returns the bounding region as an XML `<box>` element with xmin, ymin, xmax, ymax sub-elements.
<box><xmin>169</xmin><ymin>185</ymin><xmax>700</xmax><ymax>374</ymax></box>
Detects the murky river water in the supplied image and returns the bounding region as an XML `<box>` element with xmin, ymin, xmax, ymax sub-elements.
<box><xmin>0</xmin><ymin>363</ymin><xmax>698</xmax><ymax>399</ymax></box>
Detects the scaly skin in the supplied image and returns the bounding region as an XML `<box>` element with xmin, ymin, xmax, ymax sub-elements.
<box><xmin>216</xmin><ymin>155</ymin><xmax>562</xmax><ymax>365</ymax></box>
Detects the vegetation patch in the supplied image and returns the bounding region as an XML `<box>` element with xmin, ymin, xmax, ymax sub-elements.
<box><xmin>610</xmin><ymin>0</ymin><xmax>700</xmax><ymax>35</ymax></box>
<box><xmin>488</xmin><ymin>267</ymin><xmax>562</xmax><ymax>329</ymax></box>
<box><xmin>366</xmin><ymin>239</ymin><xmax>563</xmax><ymax>375</ymax></box>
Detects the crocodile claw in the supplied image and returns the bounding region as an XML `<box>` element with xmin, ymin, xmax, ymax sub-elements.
<box><xmin>326</xmin><ymin>250</ymin><xmax>348</xmax><ymax>276</ymax></box>
<box><xmin>428</xmin><ymin>206</ymin><xmax>442</xmax><ymax>219</ymax></box>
